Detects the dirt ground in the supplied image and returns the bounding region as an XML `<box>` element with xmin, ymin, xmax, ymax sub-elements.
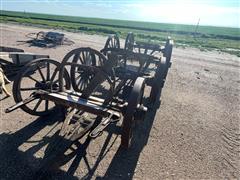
<box><xmin>0</xmin><ymin>23</ymin><xmax>239</xmax><ymax>180</ymax></box>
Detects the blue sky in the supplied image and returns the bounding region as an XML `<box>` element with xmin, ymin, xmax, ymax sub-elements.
<box><xmin>1</xmin><ymin>0</ymin><xmax>239</xmax><ymax>27</ymax></box>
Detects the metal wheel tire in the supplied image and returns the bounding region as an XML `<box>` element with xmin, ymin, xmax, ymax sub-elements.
<box><xmin>121</xmin><ymin>77</ymin><xmax>145</xmax><ymax>148</ymax></box>
<box><xmin>13</xmin><ymin>58</ymin><xmax>70</xmax><ymax>116</ymax></box>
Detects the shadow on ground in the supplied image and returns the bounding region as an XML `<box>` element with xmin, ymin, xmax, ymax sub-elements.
<box><xmin>0</xmin><ymin>88</ymin><xmax>163</xmax><ymax>180</ymax></box>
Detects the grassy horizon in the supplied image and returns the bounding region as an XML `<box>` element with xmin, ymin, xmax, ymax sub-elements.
<box><xmin>1</xmin><ymin>10</ymin><xmax>239</xmax><ymax>56</ymax></box>
<box><xmin>1</xmin><ymin>9</ymin><xmax>239</xmax><ymax>28</ymax></box>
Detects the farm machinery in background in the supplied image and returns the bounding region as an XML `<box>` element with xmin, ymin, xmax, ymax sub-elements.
<box><xmin>0</xmin><ymin>46</ymin><xmax>49</xmax><ymax>78</ymax></box>
<box><xmin>5</xmin><ymin>32</ymin><xmax>173</xmax><ymax>173</ymax></box>
<box><xmin>22</xmin><ymin>31</ymin><xmax>74</xmax><ymax>47</ymax></box>
<box><xmin>0</xmin><ymin>32</ymin><xmax>74</xmax><ymax>78</ymax></box>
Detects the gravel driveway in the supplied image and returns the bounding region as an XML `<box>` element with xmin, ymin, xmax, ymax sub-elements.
<box><xmin>0</xmin><ymin>23</ymin><xmax>239</xmax><ymax>179</ymax></box>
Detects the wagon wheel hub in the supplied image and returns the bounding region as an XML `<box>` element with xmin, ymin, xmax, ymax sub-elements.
<box><xmin>35</xmin><ymin>81</ymin><xmax>58</xmax><ymax>91</ymax></box>
<box><xmin>78</xmin><ymin>70</ymin><xmax>93</xmax><ymax>79</ymax></box>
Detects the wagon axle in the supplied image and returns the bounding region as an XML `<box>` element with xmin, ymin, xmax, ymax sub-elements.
<box><xmin>35</xmin><ymin>80</ymin><xmax>58</xmax><ymax>91</ymax></box>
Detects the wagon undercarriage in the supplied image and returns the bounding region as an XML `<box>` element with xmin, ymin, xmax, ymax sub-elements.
<box><xmin>6</xmin><ymin>32</ymin><xmax>173</xmax><ymax>174</ymax></box>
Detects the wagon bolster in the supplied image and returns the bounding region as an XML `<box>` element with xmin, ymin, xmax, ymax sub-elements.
<box><xmin>39</xmin><ymin>90</ymin><xmax>121</xmax><ymax>119</ymax></box>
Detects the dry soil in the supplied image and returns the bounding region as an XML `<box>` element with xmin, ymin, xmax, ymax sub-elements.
<box><xmin>0</xmin><ymin>23</ymin><xmax>239</xmax><ymax>180</ymax></box>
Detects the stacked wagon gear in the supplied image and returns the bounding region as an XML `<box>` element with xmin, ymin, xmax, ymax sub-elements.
<box><xmin>6</xmin><ymin>32</ymin><xmax>173</xmax><ymax>173</ymax></box>
<box><xmin>101</xmin><ymin>32</ymin><xmax>173</xmax><ymax>103</ymax></box>
<box><xmin>0</xmin><ymin>46</ymin><xmax>49</xmax><ymax>78</ymax></box>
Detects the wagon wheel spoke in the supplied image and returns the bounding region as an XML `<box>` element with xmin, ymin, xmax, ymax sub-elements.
<box><xmin>72</xmin><ymin>51</ymin><xmax>81</xmax><ymax>64</ymax></box>
<box><xmin>86</xmin><ymin>52</ymin><xmax>91</xmax><ymax>65</ymax></box>
<box><xmin>50</xmin><ymin>69</ymin><xmax>58</xmax><ymax>82</ymax></box>
<box><xmin>96</xmin><ymin>55</ymin><xmax>101</xmax><ymax>66</ymax></box>
<box><xmin>45</xmin><ymin>100</ymin><xmax>49</xmax><ymax>111</ymax></box>
<box><xmin>82</xmin><ymin>81</ymin><xmax>86</xmax><ymax>90</ymax></box>
<box><xmin>83</xmin><ymin>78</ymin><xmax>89</xmax><ymax>89</ymax></box>
<box><xmin>110</xmin><ymin>38</ymin><xmax>114</xmax><ymax>48</ymax></box>
<box><xmin>107</xmin><ymin>40</ymin><xmax>110</xmax><ymax>48</ymax></box>
<box><xmin>114</xmin><ymin>37</ymin><xmax>119</xmax><ymax>48</ymax></box>
<box><xmin>115</xmin><ymin>38</ymin><xmax>118</xmax><ymax>47</ymax></box>
<box><xmin>75</xmin><ymin>67</ymin><xmax>84</xmax><ymax>74</ymax></box>
<box><xmin>83</xmin><ymin>52</ymin><xmax>88</xmax><ymax>64</ymax></box>
<box><xmin>33</xmin><ymin>99</ymin><xmax>42</xmax><ymax>111</ymax></box>
<box><xmin>79</xmin><ymin>79</ymin><xmax>85</xmax><ymax>91</ymax></box>
<box><xmin>109</xmin><ymin>39</ymin><xmax>113</xmax><ymax>48</ymax></box>
<box><xmin>113</xmin><ymin>38</ymin><xmax>116</xmax><ymax>47</ymax></box>
<box><xmin>87</xmin><ymin>52</ymin><xmax>91</xmax><ymax>62</ymax></box>
<box><xmin>77</xmin><ymin>76</ymin><xmax>87</xmax><ymax>91</ymax></box>
<box><xmin>79</xmin><ymin>80</ymin><xmax>85</xmax><ymax>90</ymax></box>
<box><xmin>75</xmin><ymin>74</ymin><xmax>82</xmax><ymax>80</ymax></box>
<box><xmin>77</xmin><ymin>77</ymin><xmax>83</xmax><ymax>86</ymax></box>
<box><xmin>87</xmin><ymin>76</ymin><xmax>91</xmax><ymax>84</ymax></box>
<box><xmin>74</xmin><ymin>51</ymin><xmax>93</xmax><ymax>91</ymax></box>
<box><xmin>112</xmin><ymin>38</ymin><xmax>115</xmax><ymax>47</ymax></box>
<box><xmin>81</xmin><ymin>77</ymin><xmax>89</xmax><ymax>90</ymax></box>
<box><xmin>37</xmin><ymin>65</ymin><xmax>46</xmax><ymax>82</ymax></box>
<box><xmin>86</xmin><ymin>51</ymin><xmax>90</xmax><ymax>59</ymax></box>
<box><xmin>82</xmin><ymin>51</ymin><xmax>87</xmax><ymax>64</ymax></box>
<box><xmin>125</xmin><ymin>33</ymin><xmax>134</xmax><ymax>51</ymax></box>
<box><xmin>72</xmin><ymin>51</ymin><xmax>79</xmax><ymax>64</ymax></box>
<box><xmin>46</xmin><ymin>62</ymin><xmax>50</xmax><ymax>81</ymax></box>
<box><xmin>79</xmin><ymin>54</ymin><xmax>84</xmax><ymax>64</ymax></box>
<box><xmin>27</xmin><ymin>75</ymin><xmax>42</xmax><ymax>84</ymax></box>
<box><xmin>20</xmin><ymin>87</ymin><xmax>40</xmax><ymax>91</ymax></box>
<box><xmin>76</xmin><ymin>69</ymin><xmax>92</xmax><ymax>91</ymax></box>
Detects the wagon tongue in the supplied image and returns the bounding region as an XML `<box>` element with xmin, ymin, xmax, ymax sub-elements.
<box><xmin>5</xmin><ymin>93</ymin><xmax>39</xmax><ymax>113</ymax></box>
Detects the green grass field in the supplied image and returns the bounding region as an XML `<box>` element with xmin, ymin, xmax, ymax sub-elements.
<box><xmin>1</xmin><ymin>10</ymin><xmax>240</xmax><ymax>56</ymax></box>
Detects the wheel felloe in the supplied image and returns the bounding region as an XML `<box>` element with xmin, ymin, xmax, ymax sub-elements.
<box><xmin>121</xmin><ymin>77</ymin><xmax>145</xmax><ymax>148</ymax></box>
<box><xmin>124</xmin><ymin>32</ymin><xmax>134</xmax><ymax>51</ymax></box>
<box><xmin>149</xmin><ymin>59</ymin><xmax>167</xmax><ymax>104</ymax></box>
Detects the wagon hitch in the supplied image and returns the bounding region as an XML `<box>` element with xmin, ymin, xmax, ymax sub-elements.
<box><xmin>5</xmin><ymin>93</ymin><xmax>39</xmax><ymax>113</ymax></box>
<box><xmin>89</xmin><ymin>113</ymin><xmax>120</xmax><ymax>138</ymax></box>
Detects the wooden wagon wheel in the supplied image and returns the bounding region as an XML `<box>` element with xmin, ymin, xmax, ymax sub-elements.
<box><xmin>13</xmin><ymin>58</ymin><xmax>71</xmax><ymax>116</ymax></box>
<box><xmin>104</xmin><ymin>34</ymin><xmax>120</xmax><ymax>50</ymax></box>
<box><xmin>149</xmin><ymin>58</ymin><xmax>167</xmax><ymax>103</ymax></box>
<box><xmin>69</xmin><ymin>48</ymin><xmax>108</xmax><ymax>92</ymax></box>
<box><xmin>159</xmin><ymin>37</ymin><xmax>173</xmax><ymax>82</ymax></box>
<box><xmin>37</xmin><ymin>48</ymin><xmax>116</xmax><ymax>173</ymax></box>
<box><xmin>121</xmin><ymin>77</ymin><xmax>145</xmax><ymax>148</ymax></box>
<box><xmin>163</xmin><ymin>37</ymin><xmax>174</xmax><ymax>68</ymax></box>
<box><xmin>124</xmin><ymin>32</ymin><xmax>134</xmax><ymax>51</ymax></box>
